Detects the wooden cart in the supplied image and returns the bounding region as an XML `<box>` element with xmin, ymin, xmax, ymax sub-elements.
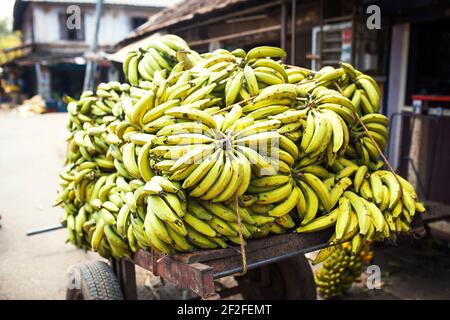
<box><xmin>65</xmin><ymin>230</ymin><xmax>332</xmax><ymax>300</ymax></box>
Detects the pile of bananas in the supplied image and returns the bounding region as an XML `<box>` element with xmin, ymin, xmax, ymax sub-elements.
<box><xmin>314</xmin><ymin>241</ymin><xmax>373</xmax><ymax>299</ymax></box>
<box><xmin>55</xmin><ymin>34</ymin><xmax>426</xmax><ymax>259</ymax></box>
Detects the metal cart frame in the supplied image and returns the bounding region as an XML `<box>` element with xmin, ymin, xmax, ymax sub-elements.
<box><xmin>107</xmin><ymin>230</ymin><xmax>332</xmax><ymax>300</ymax></box>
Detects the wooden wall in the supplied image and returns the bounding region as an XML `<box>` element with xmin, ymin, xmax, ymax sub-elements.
<box><xmin>169</xmin><ymin>0</ymin><xmax>321</xmax><ymax>67</ymax></box>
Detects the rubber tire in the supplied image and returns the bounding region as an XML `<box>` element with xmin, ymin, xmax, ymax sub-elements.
<box><xmin>236</xmin><ymin>254</ymin><xmax>317</xmax><ymax>300</ymax></box>
<box><xmin>66</xmin><ymin>261</ymin><xmax>124</xmax><ymax>300</ymax></box>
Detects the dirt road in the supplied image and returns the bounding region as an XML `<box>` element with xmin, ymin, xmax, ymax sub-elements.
<box><xmin>0</xmin><ymin>112</ymin><xmax>99</xmax><ymax>299</ymax></box>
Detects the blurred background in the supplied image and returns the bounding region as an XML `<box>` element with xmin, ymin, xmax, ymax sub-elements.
<box><xmin>0</xmin><ymin>0</ymin><xmax>449</xmax><ymax>299</ymax></box>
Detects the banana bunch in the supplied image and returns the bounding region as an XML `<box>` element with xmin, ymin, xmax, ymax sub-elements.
<box><xmin>56</xmin><ymin>34</ymin><xmax>426</xmax><ymax>260</ymax></box>
<box><xmin>315</xmin><ymin>241</ymin><xmax>373</xmax><ymax>299</ymax></box>
<box><xmin>338</xmin><ymin>62</ymin><xmax>381</xmax><ymax>115</ymax></box>
<box><xmin>284</xmin><ymin>66</ymin><xmax>313</xmax><ymax>84</ymax></box>
<box><xmin>295</xmin><ymin>158</ymin><xmax>426</xmax><ymax>253</ymax></box>
<box><xmin>346</xmin><ymin>113</ymin><xmax>389</xmax><ymax>167</ymax></box>
<box><xmin>123</xmin><ymin>34</ymin><xmax>190</xmax><ymax>85</ymax></box>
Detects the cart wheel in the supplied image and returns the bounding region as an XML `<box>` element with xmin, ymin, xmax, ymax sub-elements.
<box><xmin>235</xmin><ymin>254</ymin><xmax>316</xmax><ymax>300</ymax></box>
<box><xmin>66</xmin><ymin>261</ymin><xmax>123</xmax><ymax>300</ymax></box>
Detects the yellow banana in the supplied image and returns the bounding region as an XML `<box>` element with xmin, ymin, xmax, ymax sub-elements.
<box><xmin>201</xmin><ymin>202</ymin><xmax>238</xmax><ymax>222</ymax></box>
<box><xmin>246</xmin><ymin>46</ymin><xmax>287</xmax><ymax>61</ymax></box>
<box><xmin>329</xmin><ymin>177</ymin><xmax>352</xmax><ymax>208</ymax></box>
<box><xmin>353</xmin><ymin>165</ymin><xmax>368</xmax><ymax>193</ymax></box>
<box><xmin>225</xmin><ymin>70</ymin><xmax>244</xmax><ymax>106</ymax></box>
<box><xmin>243</xmin><ymin>65</ymin><xmax>259</xmax><ymax>96</ymax></box>
<box><xmin>255</xmin><ymin>180</ymin><xmax>292</xmax><ymax>205</ymax></box>
<box><xmin>207</xmin><ymin>217</ymin><xmax>237</xmax><ymax>237</ymax></box>
<box><xmin>335</xmin><ymin>197</ymin><xmax>351</xmax><ymax>240</ymax></box>
<box><xmin>300</xmin><ymin>173</ymin><xmax>332</xmax><ymax>212</ymax></box>
<box><xmin>184</xmin><ymin>212</ymin><xmax>217</xmax><ymax>237</ymax></box>
<box><xmin>165</xmin><ymin>106</ymin><xmax>217</xmax><ymax>129</ymax></box>
<box><xmin>189</xmin><ymin>150</ymin><xmax>224</xmax><ymax>197</ymax></box>
<box><xmin>201</xmin><ymin>154</ymin><xmax>233</xmax><ymax>201</ymax></box>
<box><xmin>213</xmin><ymin>153</ymin><xmax>242</xmax><ymax>202</ymax></box>
<box><xmin>296</xmin><ymin>208</ymin><xmax>339</xmax><ymax>233</ymax></box>
<box><xmin>343</xmin><ymin>191</ymin><xmax>371</xmax><ymax>235</ymax></box>
<box><xmin>299</xmin><ymin>181</ymin><xmax>318</xmax><ymax>224</ymax></box>
<box><xmin>268</xmin><ymin>185</ymin><xmax>301</xmax><ymax>217</ymax></box>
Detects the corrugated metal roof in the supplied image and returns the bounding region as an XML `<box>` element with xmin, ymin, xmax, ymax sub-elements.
<box><xmin>126</xmin><ymin>0</ymin><xmax>251</xmax><ymax>39</ymax></box>
<box><xmin>148</xmin><ymin>0</ymin><xmax>250</xmax><ymax>30</ymax></box>
<box><xmin>18</xmin><ymin>0</ymin><xmax>179</xmax><ymax>7</ymax></box>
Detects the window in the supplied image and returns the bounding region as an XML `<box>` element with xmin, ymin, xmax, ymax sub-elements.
<box><xmin>59</xmin><ymin>12</ymin><xmax>85</xmax><ymax>41</ymax></box>
<box><xmin>131</xmin><ymin>17</ymin><xmax>148</xmax><ymax>30</ymax></box>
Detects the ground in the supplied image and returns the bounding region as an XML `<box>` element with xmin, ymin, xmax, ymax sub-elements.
<box><xmin>0</xmin><ymin>112</ymin><xmax>449</xmax><ymax>300</ymax></box>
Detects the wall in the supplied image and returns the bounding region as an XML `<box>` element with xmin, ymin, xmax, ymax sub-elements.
<box><xmin>23</xmin><ymin>3</ymin><xmax>158</xmax><ymax>47</ymax></box>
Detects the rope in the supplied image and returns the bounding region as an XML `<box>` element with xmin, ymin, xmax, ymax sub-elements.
<box><xmin>211</xmin><ymin>96</ymin><xmax>256</xmax><ymax>115</ymax></box>
<box><xmin>232</xmin><ymin>193</ymin><xmax>248</xmax><ymax>276</ymax></box>
<box><xmin>354</xmin><ymin>111</ymin><xmax>404</xmax><ymax>201</ymax></box>
<box><xmin>332</xmin><ymin>81</ymin><xmax>404</xmax><ymax>200</ymax></box>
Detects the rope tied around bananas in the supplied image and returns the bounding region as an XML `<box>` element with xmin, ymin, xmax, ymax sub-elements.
<box><xmin>211</xmin><ymin>96</ymin><xmax>255</xmax><ymax>115</ymax></box>
<box><xmin>332</xmin><ymin>81</ymin><xmax>404</xmax><ymax>201</ymax></box>
<box><xmin>353</xmin><ymin>111</ymin><xmax>404</xmax><ymax>201</ymax></box>
<box><xmin>233</xmin><ymin>193</ymin><xmax>248</xmax><ymax>276</ymax></box>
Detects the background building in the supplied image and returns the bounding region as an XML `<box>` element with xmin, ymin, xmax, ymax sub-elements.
<box><xmin>9</xmin><ymin>0</ymin><xmax>167</xmax><ymax>105</ymax></box>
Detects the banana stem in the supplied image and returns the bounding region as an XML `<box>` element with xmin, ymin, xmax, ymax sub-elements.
<box><xmin>353</xmin><ymin>112</ymin><xmax>404</xmax><ymax>201</ymax></box>
<box><xmin>233</xmin><ymin>193</ymin><xmax>247</xmax><ymax>276</ymax></box>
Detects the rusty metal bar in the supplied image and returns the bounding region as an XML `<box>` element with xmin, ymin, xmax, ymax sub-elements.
<box><xmin>281</xmin><ymin>2</ymin><xmax>288</xmax><ymax>52</ymax></box>
<box><xmin>26</xmin><ymin>224</ymin><xmax>64</xmax><ymax>236</ymax></box>
<box><xmin>213</xmin><ymin>242</ymin><xmax>330</xmax><ymax>279</ymax></box>
<box><xmin>291</xmin><ymin>0</ymin><xmax>297</xmax><ymax>65</ymax></box>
